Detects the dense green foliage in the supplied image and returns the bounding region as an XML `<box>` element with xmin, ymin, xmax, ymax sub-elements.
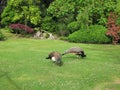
<box><xmin>1</xmin><ymin>0</ymin><xmax>120</xmax><ymax>43</ymax></box>
<box><xmin>0</xmin><ymin>39</ymin><xmax>120</xmax><ymax>90</ymax></box>
<box><xmin>0</xmin><ymin>30</ymin><xmax>5</xmax><ymax>40</ymax></box>
<box><xmin>1</xmin><ymin>0</ymin><xmax>117</xmax><ymax>30</ymax></box>
<box><xmin>1</xmin><ymin>0</ymin><xmax>41</xmax><ymax>26</ymax></box>
<box><xmin>47</xmin><ymin>0</ymin><xmax>116</xmax><ymax>32</ymax></box>
<box><xmin>115</xmin><ymin>1</ymin><xmax>120</xmax><ymax>25</ymax></box>
<box><xmin>68</xmin><ymin>25</ymin><xmax>111</xmax><ymax>44</ymax></box>
<box><xmin>41</xmin><ymin>16</ymin><xmax>57</xmax><ymax>32</ymax></box>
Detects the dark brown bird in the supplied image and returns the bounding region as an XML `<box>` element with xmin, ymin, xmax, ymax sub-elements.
<box><xmin>46</xmin><ymin>51</ymin><xmax>63</xmax><ymax>66</ymax></box>
<box><xmin>62</xmin><ymin>47</ymin><xmax>86</xmax><ymax>58</ymax></box>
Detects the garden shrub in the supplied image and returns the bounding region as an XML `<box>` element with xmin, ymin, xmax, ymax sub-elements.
<box><xmin>60</xmin><ymin>36</ymin><xmax>68</xmax><ymax>41</ymax></box>
<box><xmin>41</xmin><ymin>16</ymin><xmax>57</xmax><ymax>33</ymax></box>
<box><xmin>68</xmin><ymin>25</ymin><xmax>111</xmax><ymax>44</ymax></box>
<box><xmin>9</xmin><ymin>23</ymin><xmax>34</xmax><ymax>34</ymax></box>
<box><xmin>67</xmin><ymin>21</ymin><xmax>80</xmax><ymax>33</ymax></box>
<box><xmin>106</xmin><ymin>12</ymin><xmax>120</xmax><ymax>44</ymax></box>
<box><xmin>41</xmin><ymin>17</ymin><xmax>69</xmax><ymax>36</ymax></box>
<box><xmin>57</xmin><ymin>23</ymin><xmax>69</xmax><ymax>36</ymax></box>
<box><xmin>0</xmin><ymin>30</ymin><xmax>5</xmax><ymax>41</ymax></box>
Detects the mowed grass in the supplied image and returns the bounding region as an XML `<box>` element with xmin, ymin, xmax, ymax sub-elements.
<box><xmin>0</xmin><ymin>38</ymin><xmax>120</xmax><ymax>90</ymax></box>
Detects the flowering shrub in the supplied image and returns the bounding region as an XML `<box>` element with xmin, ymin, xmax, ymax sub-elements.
<box><xmin>106</xmin><ymin>12</ymin><xmax>120</xmax><ymax>44</ymax></box>
<box><xmin>9</xmin><ymin>24</ymin><xmax>34</xmax><ymax>34</ymax></box>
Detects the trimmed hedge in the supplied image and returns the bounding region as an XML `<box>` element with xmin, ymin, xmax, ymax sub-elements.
<box><xmin>68</xmin><ymin>25</ymin><xmax>111</xmax><ymax>44</ymax></box>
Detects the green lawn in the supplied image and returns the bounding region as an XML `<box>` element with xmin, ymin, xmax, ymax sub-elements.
<box><xmin>0</xmin><ymin>38</ymin><xmax>120</xmax><ymax>90</ymax></box>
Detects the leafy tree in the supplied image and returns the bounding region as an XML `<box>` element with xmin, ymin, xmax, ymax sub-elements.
<box><xmin>1</xmin><ymin>0</ymin><xmax>41</xmax><ymax>27</ymax></box>
<box><xmin>47</xmin><ymin>0</ymin><xmax>117</xmax><ymax>34</ymax></box>
<box><xmin>47</xmin><ymin>0</ymin><xmax>76</xmax><ymax>34</ymax></box>
<box><xmin>1</xmin><ymin>0</ymin><xmax>119</xmax><ymax>39</ymax></box>
<box><xmin>41</xmin><ymin>16</ymin><xmax>57</xmax><ymax>32</ymax></box>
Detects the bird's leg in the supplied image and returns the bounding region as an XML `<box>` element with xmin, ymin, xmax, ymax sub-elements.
<box><xmin>76</xmin><ymin>54</ymin><xmax>81</xmax><ymax>60</ymax></box>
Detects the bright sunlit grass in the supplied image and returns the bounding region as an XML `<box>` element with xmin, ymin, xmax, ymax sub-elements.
<box><xmin>0</xmin><ymin>38</ymin><xmax>120</xmax><ymax>90</ymax></box>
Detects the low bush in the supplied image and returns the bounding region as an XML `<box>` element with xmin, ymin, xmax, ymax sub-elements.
<box><xmin>67</xmin><ymin>21</ymin><xmax>80</xmax><ymax>33</ymax></box>
<box><xmin>60</xmin><ymin>36</ymin><xmax>68</xmax><ymax>41</ymax></box>
<box><xmin>9</xmin><ymin>23</ymin><xmax>34</xmax><ymax>34</ymax></box>
<box><xmin>0</xmin><ymin>30</ymin><xmax>6</xmax><ymax>41</ymax></box>
<box><xmin>68</xmin><ymin>25</ymin><xmax>111</xmax><ymax>44</ymax></box>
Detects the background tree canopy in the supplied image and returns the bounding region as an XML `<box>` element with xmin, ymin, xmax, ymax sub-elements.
<box><xmin>1</xmin><ymin>0</ymin><xmax>41</xmax><ymax>26</ymax></box>
<box><xmin>0</xmin><ymin>0</ymin><xmax>120</xmax><ymax>43</ymax></box>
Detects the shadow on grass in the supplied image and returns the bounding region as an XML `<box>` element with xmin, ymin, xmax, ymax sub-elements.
<box><xmin>0</xmin><ymin>71</ymin><xmax>22</xmax><ymax>90</ymax></box>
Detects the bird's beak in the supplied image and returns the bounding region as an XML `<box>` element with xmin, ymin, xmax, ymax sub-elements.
<box><xmin>46</xmin><ymin>57</ymin><xmax>49</xmax><ymax>59</ymax></box>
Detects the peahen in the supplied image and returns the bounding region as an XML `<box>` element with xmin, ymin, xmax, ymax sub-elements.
<box><xmin>62</xmin><ymin>47</ymin><xmax>86</xmax><ymax>58</ymax></box>
<box><xmin>46</xmin><ymin>51</ymin><xmax>63</xmax><ymax>66</ymax></box>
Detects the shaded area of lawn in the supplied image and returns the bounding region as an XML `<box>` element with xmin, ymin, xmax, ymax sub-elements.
<box><xmin>0</xmin><ymin>38</ymin><xmax>120</xmax><ymax>90</ymax></box>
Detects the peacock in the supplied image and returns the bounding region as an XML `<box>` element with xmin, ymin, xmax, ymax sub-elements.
<box><xmin>46</xmin><ymin>51</ymin><xmax>63</xmax><ymax>66</ymax></box>
<box><xmin>62</xmin><ymin>47</ymin><xmax>86</xmax><ymax>58</ymax></box>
